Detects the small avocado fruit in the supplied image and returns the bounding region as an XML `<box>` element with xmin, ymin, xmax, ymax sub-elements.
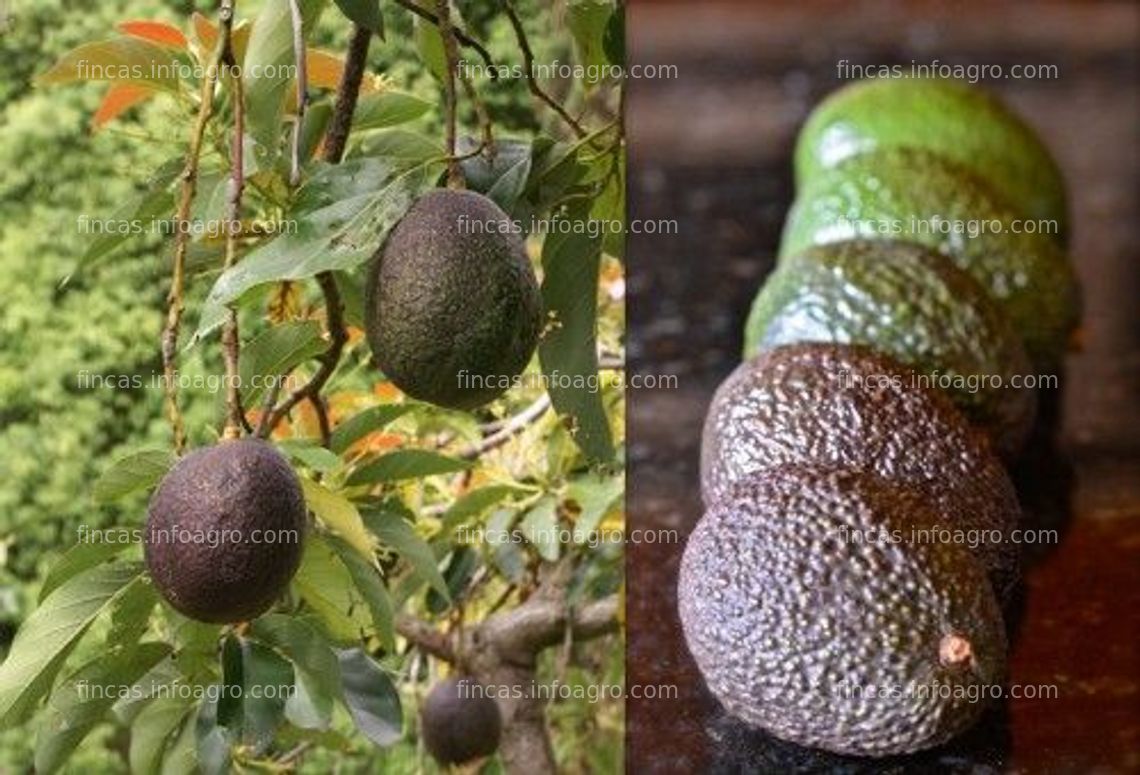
<box><xmin>679</xmin><ymin>465</ymin><xmax>1008</xmax><ymax>757</ymax></box>
<box><xmin>421</xmin><ymin>676</ymin><xmax>503</xmax><ymax>766</ymax></box>
<box><xmin>143</xmin><ymin>438</ymin><xmax>306</xmax><ymax>624</ymax></box>
<box><xmin>744</xmin><ymin>239</ymin><xmax>1036</xmax><ymax>459</ymax></box>
<box><xmin>701</xmin><ymin>344</ymin><xmax>1020</xmax><ymax>601</ymax></box>
<box><xmin>364</xmin><ymin>189</ymin><xmax>543</xmax><ymax>411</ymax></box>
<box><xmin>794</xmin><ymin>77</ymin><xmax>1068</xmax><ymax>242</ymax></box>
<box><xmin>780</xmin><ymin>147</ymin><xmax>1080</xmax><ymax>372</ymax></box>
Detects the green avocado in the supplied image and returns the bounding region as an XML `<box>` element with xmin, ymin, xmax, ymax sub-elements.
<box><xmin>421</xmin><ymin>676</ymin><xmax>502</xmax><ymax>765</ymax></box>
<box><xmin>143</xmin><ymin>439</ymin><xmax>307</xmax><ymax>624</ymax></box>
<box><xmin>780</xmin><ymin>147</ymin><xmax>1080</xmax><ymax>371</ymax></box>
<box><xmin>364</xmin><ymin>189</ymin><xmax>543</xmax><ymax>410</ymax></box>
<box><xmin>679</xmin><ymin>465</ymin><xmax>1008</xmax><ymax>757</ymax></box>
<box><xmin>794</xmin><ymin>78</ymin><xmax>1068</xmax><ymax>240</ymax></box>
<box><xmin>744</xmin><ymin>240</ymin><xmax>1036</xmax><ymax>459</ymax></box>
<box><xmin>701</xmin><ymin>343</ymin><xmax>1020</xmax><ymax>600</ymax></box>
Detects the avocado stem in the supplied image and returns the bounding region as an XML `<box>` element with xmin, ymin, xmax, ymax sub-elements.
<box><xmin>939</xmin><ymin>633</ymin><xmax>974</xmax><ymax>668</ymax></box>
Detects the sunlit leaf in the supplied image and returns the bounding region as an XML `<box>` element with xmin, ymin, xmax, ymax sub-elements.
<box><xmin>301</xmin><ymin>478</ymin><xmax>377</xmax><ymax>560</ymax></box>
<box><xmin>38</xmin><ymin>38</ymin><xmax>185</xmax><ymax>91</ymax></box>
<box><xmin>117</xmin><ymin>21</ymin><xmax>189</xmax><ymax>50</ymax></box>
<box><xmin>92</xmin><ymin>84</ymin><xmax>155</xmax><ymax>130</ymax></box>
<box><xmin>92</xmin><ymin>448</ymin><xmax>173</xmax><ymax>503</ymax></box>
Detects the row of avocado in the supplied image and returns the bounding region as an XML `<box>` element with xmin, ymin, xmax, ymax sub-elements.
<box><xmin>678</xmin><ymin>78</ymin><xmax>1080</xmax><ymax>757</ymax></box>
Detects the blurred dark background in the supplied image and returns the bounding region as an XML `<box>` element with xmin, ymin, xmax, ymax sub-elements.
<box><xmin>624</xmin><ymin>1</ymin><xmax>1140</xmax><ymax>772</ymax></box>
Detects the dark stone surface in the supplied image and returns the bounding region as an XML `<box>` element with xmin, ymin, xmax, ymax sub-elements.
<box><xmin>625</xmin><ymin>2</ymin><xmax>1140</xmax><ymax>772</ymax></box>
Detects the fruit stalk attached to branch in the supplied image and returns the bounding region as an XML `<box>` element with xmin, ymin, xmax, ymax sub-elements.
<box><xmin>221</xmin><ymin>10</ymin><xmax>247</xmax><ymax>438</ymax></box>
<box><xmin>435</xmin><ymin>0</ymin><xmax>462</xmax><ymax>187</ymax></box>
<box><xmin>162</xmin><ymin>0</ymin><xmax>234</xmax><ymax>452</ymax></box>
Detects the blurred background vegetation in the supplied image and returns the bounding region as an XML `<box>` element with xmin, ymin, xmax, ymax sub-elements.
<box><xmin>0</xmin><ymin>0</ymin><xmax>623</xmax><ymax>770</ymax></box>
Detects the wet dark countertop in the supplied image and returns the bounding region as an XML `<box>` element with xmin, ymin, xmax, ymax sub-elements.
<box><xmin>624</xmin><ymin>2</ymin><xmax>1140</xmax><ymax>773</ymax></box>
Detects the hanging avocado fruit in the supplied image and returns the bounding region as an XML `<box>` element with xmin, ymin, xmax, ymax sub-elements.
<box><xmin>144</xmin><ymin>438</ymin><xmax>307</xmax><ymax>624</ymax></box>
<box><xmin>421</xmin><ymin>676</ymin><xmax>503</xmax><ymax>766</ymax></box>
<box><xmin>679</xmin><ymin>465</ymin><xmax>1007</xmax><ymax>757</ymax></box>
<box><xmin>364</xmin><ymin>189</ymin><xmax>543</xmax><ymax>411</ymax></box>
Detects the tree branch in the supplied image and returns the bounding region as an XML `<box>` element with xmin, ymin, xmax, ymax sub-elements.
<box><xmin>501</xmin><ymin>0</ymin><xmax>587</xmax><ymax>139</ymax></box>
<box><xmin>287</xmin><ymin>0</ymin><xmax>308</xmax><ymax>186</ymax></box>
<box><xmin>323</xmin><ymin>24</ymin><xmax>372</xmax><ymax>164</ymax></box>
<box><xmin>396</xmin><ymin>614</ymin><xmax>456</xmax><ymax>663</ymax></box>
<box><xmin>483</xmin><ymin>594</ymin><xmax>620</xmax><ymax>657</ymax></box>
<box><xmin>460</xmin><ymin>394</ymin><xmax>550</xmax><ymax>459</ymax></box>
<box><xmin>392</xmin><ymin>0</ymin><xmax>496</xmax><ymax>77</ymax></box>
<box><xmin>221</xmin><ymin>16</ymin><xmax>246</xmax><ymax>439</ymax></box>
<box><xmin>436</xmin><ymin>0</ymin><xmax>461</xmax><ymax>186</ymax></box>
<box><xmin>162</xmin><ymin>1</ymin><xmax>232</xmax><ymax>452</ymax></box>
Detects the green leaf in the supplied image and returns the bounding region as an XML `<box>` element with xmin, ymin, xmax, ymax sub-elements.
<box><xmin>413</xmin><ymin>15</ymin><xmax>447</xmax><ymax>82</ymax></box>
<box><xmin>353</xmin><ymin>92</ymin><xmax>432</xmax><ymax>130</ymax></box>
<box><xmin>357</xmin><ymin>129</ymin><xmax>442</xmax><ymax>163</ymax></box>
<box><xmin>105</xmin><ymin>576</ymin><xmax>159</xmax><ymax>649</ymax></box>
<box><xmin>292</xmin><ymin>535</ymin><xmax>372</xmax><ymax>643</ymax></box>
<box><xmin>363</xmin><ymin>510</ymin><xmax>449</xmax><ymax>600</ymax></box>
<box><xmin>333</xmin><ymin>0</ymin><xmax>384</xmax><ymax>35</ymax></box>
<box><xmin>568</xmin><ymin>471</ymin><xmax>623</xmax><ymax>541</ymax></box>
<box><xmin>35</xmin><ymin>643</ymin><xmax>171</xmax><ymax>773</ymax></box>
<box><xmin>329</xmin><ymin>539</ymin><xmax>395</xmax><ymax>652</ymax></box>
<box><xmin>347</xmin><ymin>450</ymin><xmax>471</xmax><ymax>485</ymax></box>
<box><xmin>538</xmin><ymin>202</ymin><xmax>615</xmax><ymax>462</ymax></box>
<box><xmin>520</xmin><ymin>496</ymin><xmax>560</xmax><ymax>562</ymax></box>
<box><xmin>92</xmin><ymin>448</ymin><xmax>173</xmax><ymax>503</ymax></box>
<box><xmin>428</xmin><ymin>545</ymin><xmax>479</xmax><ymax>613</ymax></box>
<box><xmin>0</xmin><ymin>563</ymin><xmax>144</xmax><ymax>728</ymax></box>
<box><xmin>251</xmin><ymin>615</ymin><xmax>341</xmax><ymax>730</ymax></box>
<box><xmin>438</xmin><ymin>484</ymin><xmax>519</xmax><ymax>541</ymax></box>
<box><xmin>279</xmin><ymin>440</ymin><xmax>343</xmax><ymax>473</ymax></box>
<box><xmin>38</xmin><ymin>38</ymin><xmax>186</xmax><ymax>91</ymax></box>
<box><xmin>485</xmin><ymin>509</ymin><xmax>527</xmax><ymax>582</ymax></box>
<box><xmin>459</xmin><ymin>139</ymin><xmax>532</xmax><ymax>215</ymax></box>
<box><xmin>568</xmin><ymin>1</ymin><xmax>617</xmax><ymax>81</ymax></box>
<box><xmin>237</xmin><ymin>320</ymin><xmax>326</xmax><ymax>408</ymax></box>
<box><xmin>194</xmin><ymin>695</ymin><xmax>230</xmax><ymax>775</ymax></box>
<box><xmin>237</xmin><ymin>641</ymin><xmax>294</xmax><ymax>750</ymax></box>
<box><xmin>330</xmin><ymin>404</ymin><xmax>414</xmax><ymax>454</ymax></box>
<box><xmin>300</xmin><ymin>477</ymin><xmax>377</xmax><ymax>560</ymax></box>
<box><xmin>39</xmin><ymin>540</ymin><xmax>134</xmax><ymax>603</ymax></box>
<box><xmin>242</xmin><ymin>0</ymin><xmax>326</xmax><ymax>151</ymax></box>
<box><xmin>336</xmin><ymin>648</ymin><xmax>402</xmax><ymax>747</ymax></box>
<box><xmin>603</xmin><ymin>8</ymin><xmax>625</xmax><ymax>66</ymax></box>
<box><xmin>129</xmin><ymin>696</ymin><xmax>195</xmax><ymax>775</ymax></box>
<box><xmin>192</xmin><ymin>160</ymin><xmax>440</xmax><ymax>342</ymax></box>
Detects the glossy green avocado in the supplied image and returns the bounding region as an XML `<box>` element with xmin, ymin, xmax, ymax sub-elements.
<box><xmin>780</xmin><ymin>147</ymin><xmax>1080</xmax><ymax>372</ymax></box>
<box><xmin>794</xmin><ymin>77</ymin><xmax>1068</xmax><ymax>242</ymax></box>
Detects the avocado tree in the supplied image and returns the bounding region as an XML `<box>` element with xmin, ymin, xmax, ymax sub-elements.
<box><xmin>0</xmin><ymin>1</ymin><xmax>625</xmax><ymax>772</ymax></box>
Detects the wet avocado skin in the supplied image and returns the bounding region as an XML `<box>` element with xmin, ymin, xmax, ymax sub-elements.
<box><xmin>144</xmin><ymin>438</ymin><xmax>307</xmax><ymax>624</ymax></box>
<box><xmin>701</xmin><ymin>343</ymin><xmax>1021</xmax><ymax>602</ymax></box>
<box><xmin>364</xmin><ymin>189</ymin><xmax>543</xmax><ymax>410</ymax></box>
<box><xmin>794</xmin><ymin>77</ymin><xmax>1068</xmax><ymax>242</ymax></box>
<box><xmin>679</xmin><ymin>465</ymin><xmax>1008</xmax><ymax>757</ymax></box>
<box><xmin>744</xmin><ymin>239</ymin><xmax>1036</xmax><ymax>460</ymax></box>
<box><xmin>781</xmin><ymin>147</ymin><xmax>1080</xmax><ymax>372</ymax></box>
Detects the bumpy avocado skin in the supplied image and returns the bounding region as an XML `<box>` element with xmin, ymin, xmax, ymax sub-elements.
<box><xmin>421</xmin><ymin>676</ymin><xmax>503</xmax><ymax>765</ymax></box>
<box><xmin>144</xmin><ymin>438</ymin><xmax>306</xmax><ymax>624</ymax></box>
<box><xmin>780</xmin><ymin>148</ymin><xmax>1080</xmax><ymax>372</ymax></box>
<box><xmin>679</xmin><ymin>465</ymin><xmax>1007</xmax><ymax>757</ymax></box>
<box><xmin>364</xmin><ymin>189</ymin><xmax>542</xmax><ymax>410</ymax></box>
<box><xmin>794</xmin><ymin>78</ymin><xmax>1068</xmax><ymax>241</ymax></box>
<box><xmin>701</xmin><ymin>344</ymin><xmax>1020</xmax><ymax>601</ymax></box>
<box><xmin>744</xmin><ymin>240</ymin><xmax>1036</xmax><ymax>459</ymax></box>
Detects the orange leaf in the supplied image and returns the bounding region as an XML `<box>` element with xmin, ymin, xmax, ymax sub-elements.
<box><xmin>117</xmin><ymin>20</ymin><xmax>188</xmax><ymax>50</ymax></box>
<box><xmin>307</xmin><ymin>49</ymin><xmax>347</xmax><ymax>92</ymax></box>
<box><xmin>92</xmin><ymin>84</ymin><xmax>155</xmax><ymax>130</ymax></box>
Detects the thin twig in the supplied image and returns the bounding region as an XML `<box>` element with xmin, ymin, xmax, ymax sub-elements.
<box><xmin>460</xmin><ymin>394</ymin><xmax>551</xmax><ymax>459</ymax></box>
<box><xmin>287</xmin><ymin>0</ymin><xmax>308</xmax><ymax>186</ymax></box>
<box><xmin>162</xmin><ymin>0</ymin><xmax>232</xmax><ymax>452</ymax></box>
<box><xmin>392</xmin><ymin>0</ymin><xmax>496</xmax><ymax>77</ymax></box>
<box><xmin>501</xmin><ymin>0</ymin><xmax>587</xmax><ymax>139</ymax></box>
<box><xmin>254</xmin><ymin>378</ymin><xmax>284</xmax><ymax>438</ymax></box>
<box><xmin>323</xmin><ymin>24</ymin><xmax>371</xmax><ymax>164</ymax></box>
<box><xmin>221</xmin><ymin>15</ymin><xmax>246</xmax><ymax>439</ymax></box>
<box><xmin>460</xmin><ymin>72</ymin><xmax>494</xmax><ymax>157</ymax></box>
<box><xmin>396</xmin><ymin>614</ymin><xmax>456</xmax><ymax>663</ymax></box>
<box><xmin>436</xmin><ymin>0</ymin><xmax>461</xmax><ymax>187</ymax></box>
